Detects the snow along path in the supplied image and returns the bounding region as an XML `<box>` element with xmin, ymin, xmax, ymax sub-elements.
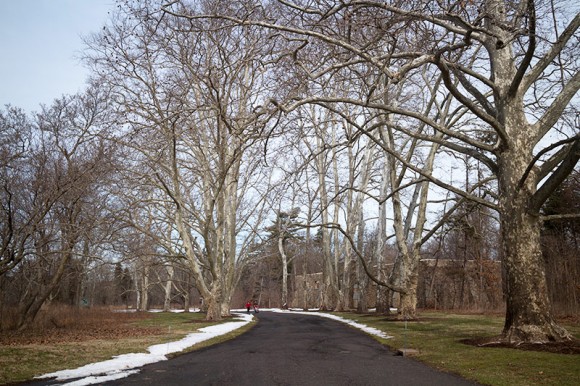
<box><xmin>35</xmin><ymin>312</ymin><xmax>254</xmax><ymax>386</ymax></box>
<box><xmin>34</xmin><ymin>309</ymin><xmax>391</xmax><ymax>386</ymax></box>
<box><xmin>274</xmin><ymin>308</ymin><xmax>393</xmax><ymax>340</ymax></box>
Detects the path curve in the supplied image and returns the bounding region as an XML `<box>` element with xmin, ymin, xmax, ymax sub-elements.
<box><xmin>98</xmin><ymin>310</ymin><xmax>478</xmax><ymax>386</ymax></box>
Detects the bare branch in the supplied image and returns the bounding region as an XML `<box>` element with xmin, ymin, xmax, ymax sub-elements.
<box><xmin>435</xmin><ymin>56</ymin><xmax>506</xmax><ymax>142</ymax></box>
<box><xmin>320</xmin><ymin>222</ymin><xmax>408</xmax><ymax>294</ymax></box>
<box><xmin>523</xmin><ymin>12</ymin><xmax>580</xmax><ymax>93</ymax></box>
<box><xmin>540</xmin><ymin>213</ymin><xmax>580</xmax><ymax>221</ymax></box>
<box><xmin>533</xmin><ymin>71</ymin><xmax>580</xmax><ymax>143</ymax></box>
<box><xmin>518</xmin><ymin>135</ymin><xmax>580</xmax><ymax>190</ymax></box>
<box><xmin>529</xmin><ymin>139</ymin><xmax>580</xmax><ymax>215</ymax></box>
<box><xmin>508</xmin><ymin>0</ymin><xmax>536</xmax><ymax>98</ymax></box>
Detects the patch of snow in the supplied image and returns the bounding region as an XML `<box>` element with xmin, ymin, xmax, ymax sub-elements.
<box><xmin>36</xmin><ymin>312</ymin><xmax>253</xmax><ymax>385</ymax></box>
<box><xmin>273</xmin><ymin>309</ymin><xmax>393</xmax><ymax>340</ymax></box>
<box><xmin>147</xmin><ymin>308</ymin><xmax>201</xmax><ymax>313</ymax></box>
<box><xmin>56</xmin><ymin>369</ymin><xmax>140</xmax><ymax>386</ymax></box>
<box><xmin>114</xmin><ymin>308</ymin><xmax>201</xmax><ymax>313</ymax></box>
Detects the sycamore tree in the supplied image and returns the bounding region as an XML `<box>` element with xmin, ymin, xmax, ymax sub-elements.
<box><xmin>86</xmin><ymin>0</ymin><xmax>281</xmax><ymax>319</ymax></box>
<box><xmin>265</xmin><ymin>208</ymin><xmax>301</xmax><ymax>308</ymax></box>
<box><xmin>165</xmin><ymin>0</ymin><xmax>579</xmax><ymax>342</ymax></box>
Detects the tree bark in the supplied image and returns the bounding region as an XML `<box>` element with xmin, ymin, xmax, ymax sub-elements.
<box><xmin>498</xmin><ymin>150</ymin><xmax>572</xmax><ymax>342</ymax></box>
<box><xmin>279</xmin><ymin>235</ymin><xmax>289</xmax><ymax>308</ymax></box>
<box><xmin>16</xmin><ymin>209</ymin><xmax>79</xmax><ymax>330</ymax></box>
<box><xmin>205</xmin><ymin>289</ymin><xmax>222</xmax><ymax>321</ymax></box>
<box><xmin>17</xmin><ymin>248</ymin><xmax>72</xmax><ymax>330</ymax></box>
<box><xmin>163</xmin><ymin>263</ymin><xmax>175</xmax><ymax>312</ymax></box>
<box><xmin>314</xmin><ymin>113</ymin><xmax>338</xmax><ymax>310</ymax></box>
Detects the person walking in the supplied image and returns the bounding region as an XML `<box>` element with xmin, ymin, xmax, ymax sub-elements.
<box><xmin>253</xmin><ymin>300</ymin><xmax>259</xmax><ymax>313</ymax></box>
<box><xmin>245</xmin><ymin>300</ymin><xmax>252</xmax><ymax>313</ymax></box>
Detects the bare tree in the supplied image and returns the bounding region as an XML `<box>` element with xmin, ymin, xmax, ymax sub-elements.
<box><xmin>165</xmin><ymin>0</ymin><xmax>579</xmax><ymax>342</ymax></box>
<box><xmin>266</xmin><ymin>207</ymin><xmax>301</xmax><ymax>308</ymax></box>
<box><xmin>0</xmin><ymin>106</ymin><xmax>34</xmax><ymax>276</ymax></box>
<box><xmin>6</xmin><ymin>89</ymin><xmax>114</xmax><ymax>329</ymax></box>
<box><xmin>300</xmin><ymin>106</ymin><xmax>342</xmax><ymax>309</ymax></box>
<box><xmin>86</xmin><ymin>1</ymin><xmax>280</xmax><ymax>319</ymax></box>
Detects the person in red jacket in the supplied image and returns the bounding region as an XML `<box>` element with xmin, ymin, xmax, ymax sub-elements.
<box><xmin>245</xmin><ymin>300</ymin><xmax>252</xmax><ymax>313</ymax></box>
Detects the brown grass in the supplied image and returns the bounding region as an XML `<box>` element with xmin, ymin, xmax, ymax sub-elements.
<box><xmin>0</xmin><ymin>306</ymin><xmax>229</xmax><ymax>384</ymax></box>
<box><xmin>0</xmin><ymin>306</ymin><xmax>162</xmax><ymax>345</ymax></box>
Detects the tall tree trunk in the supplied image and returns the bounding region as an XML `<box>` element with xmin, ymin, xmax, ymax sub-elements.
<box><xmin>205</xmin><ymin>285</ymin><xmax>222</xmax><ymax>320</ymax></box>
<box><xmin>183</xmin><ymin>291</ymin><xmax>190</xmax><ymax>312</ymax></box>
<box><xmin>330</xmin><ymin>123</ymin><xmax>343</xmax><ymax>311</ymax></box>
<box><xmin>134</xmin><ymin>266</ymin><xmax>141</xmax><ymax>311</ymax></box>
<box><xmin>17</xmin><ymin>250</ymin><xmax>72</xmax><ymax>330</ymax></box>
<box><xmin>375</xmin><ymin>157</ymin><xmax>389</xmax><ymax>313</ymax></box>
<box><xmin>139</xmin><ymin>265</ymin><xmax>150</xmax><ymax>312</ymax></box>
<box><xmin>17</xmin><ymin>223</ymin><xmax>78</xmax><ymax>330</ymax></box>
<box><xmin>342</xmin><ymin>136</ymin><xmax>375</xmax><ymax>311</ymax></box>
<box><xmin>498</xmin><ymin>150</ymin><xmax>572</xmax><ymax>342</ymax></box>
<box><xmin>315</xmin><ymin>115</ymin><xmax>338</xmax><ymax>310</ymax></box>
<box><xmin>74</xmin><ymin>239</ymin><xmax>90</xmax><ymax>308</ymax></box>
<box><xmin>385</xmin><ymin>119</ymin><xmax>416</xmax><ymax>318</ymax></box>
<box><xmin>279</xmin><ymin>235</ymin><xmax>289</xmax><ymax>308</ymax></box>
<box><xmin>482</xmin><ymin>0</ymin><xmax>575</xmax><ymax>343</ymax></box>
<box><xmin>163</xmin><ymin>263</ymin><xmax>175</xmax><ymax>312</ymax></box>
<box><xmin>302</xmin><ymin>252</ymin><xmax>308</xmax><ymax>311</ymax></box>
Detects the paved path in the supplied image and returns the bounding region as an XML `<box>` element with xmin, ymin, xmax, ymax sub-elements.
<box><xmin>100</xmin><ymin>311</ymin><xmax>477</xmax><ymax>386</ymax></box>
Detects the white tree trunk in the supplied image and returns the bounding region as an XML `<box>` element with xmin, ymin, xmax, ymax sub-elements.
<box><xmin>279</xmin><ymin>235</ymin><xmax>289</xmax><ymax>308</ymax></box>
<box><xmin>314</xmin><ymin>111</ymin><xmax>338</xmax><ymax>310</ymax></box>
<box><xmin>139</xmin><ymin>265</ymin><xmax>149</xmax><ymax>312</ymax></box>
<box><xmin>375</xmin><ymin>157</ymin><xmax>389</xmax><ymax>313</ymax></box>
<box><xmin>162</xmin><ymin>263</ymin><xmax>175</xmax><ymax>312</ymax></box>
<box><xmin>342</xmin><ymin>136</ymin><xmax>375</xmax><ymax>310</ymax></box>
<box><xmin>498</xmin><ymin>149</ymin><xmax>572</xmax><ymax>342</ymax></box>
<box><xmin>486</xmin><ymin>0</ymin><xmax>574</xmax><ymax>342</ymax></box>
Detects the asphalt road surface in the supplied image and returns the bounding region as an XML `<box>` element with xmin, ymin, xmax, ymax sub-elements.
<box><xmin>103</xmin><ymin>310</ymin><xmax>477</xmax><ymax>386</ymax></box>
<box><xmin>26</xmin><ymin>311</ymin><xmax>480</xmax><ymax>386</ymax></box>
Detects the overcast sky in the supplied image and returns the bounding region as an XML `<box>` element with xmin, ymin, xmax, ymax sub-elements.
<box><xmin>0</xmin><ymin>0</ymin><xmax>115</xmax><ymax>113</ymax></box>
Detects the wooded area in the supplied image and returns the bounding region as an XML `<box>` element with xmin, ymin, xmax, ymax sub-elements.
<box><xmin>0</xmin><ymin>0</ymin><xmax>578</xmax><ymax>345</ymax></box>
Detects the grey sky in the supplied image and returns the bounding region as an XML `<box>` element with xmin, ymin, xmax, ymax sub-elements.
<box><xmin>0</xmin><ymin>0</ymin><xmax>115</xmax><ymax>113</ymax></box>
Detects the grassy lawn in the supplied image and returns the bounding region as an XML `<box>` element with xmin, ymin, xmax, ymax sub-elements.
<box><xmin>1</xmin><ymin>309</ymin><xmax>577</xmax><ymax>385</ymax></box>
<box><xmin>335</xmin><ymin>311</ymin><xmax>580</xmax><ymax>386</ymax></box>
<box><xmin>0</xmin><ymin>311</ymin><xmax>254</xmax><ymax>385</ymax></box>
